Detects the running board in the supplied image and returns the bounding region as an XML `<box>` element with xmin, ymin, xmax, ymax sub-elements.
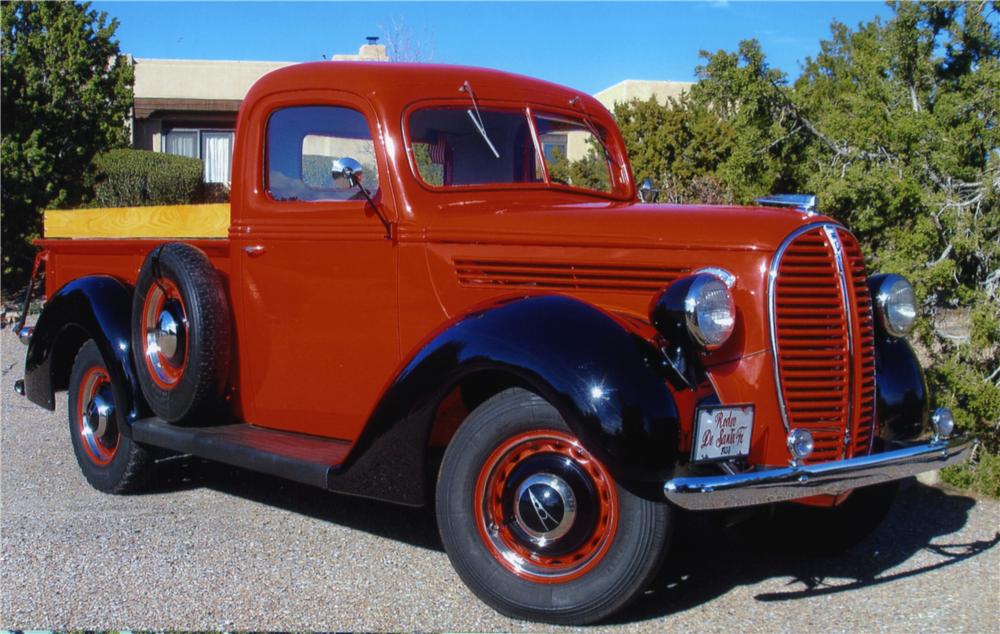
<box><xmin>132</xmin><ymin>418</ymin><xmax>352</xmax><ymax>489</ymax></box>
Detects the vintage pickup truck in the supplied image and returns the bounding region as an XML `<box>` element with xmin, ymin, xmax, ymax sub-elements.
<box><xmin>14</xmin><ymin>61</ymin><xmax>974</xmax><ymax>624</ymax></box>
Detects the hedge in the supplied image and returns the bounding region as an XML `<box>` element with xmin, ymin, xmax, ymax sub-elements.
<box><xmin>93</xmin><ymin>149</ymin><xmax>203</xmax><ymax>207</ymax></box>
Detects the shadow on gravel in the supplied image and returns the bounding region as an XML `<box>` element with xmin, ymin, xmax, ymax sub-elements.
<box><xmin>143</xmin><ymin>456</ymin><xmax>996</xmax><ymax>624</ymax></box>
<box><xmin>613</xmin><ymin>480</ymin><xmax>998</xmax><ymax>624</ymax></box>
<box><xmin>146</xmin><ymin>454</ymin><xmax>444</xmax><ymax>552</ymax></box>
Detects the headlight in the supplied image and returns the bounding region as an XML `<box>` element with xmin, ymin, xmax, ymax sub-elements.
<box><xmin>872</xmin><ymin>274</ymin><xmax>916</xmax><ymax>337</ymax></box>
<box><xmin>651</xmin><ymin>273</ymin><xmax>736</xmax><ymax>350</ymax></box>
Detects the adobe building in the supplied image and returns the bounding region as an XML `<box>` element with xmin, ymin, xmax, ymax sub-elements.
<box><xmin>129</xmin><ymin>39</ymin><xmax>691</xmax><ymax>182</ymax></box>
<box><xmin>130</xmin><ymin>39</ymin><xmax>389</xmax><ymax>185</ymax></box>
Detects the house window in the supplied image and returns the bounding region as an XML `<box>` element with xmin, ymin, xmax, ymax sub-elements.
<box><xmin>540</xmin><ymin>132</ymin><xmax>568</xmax><ymax>164</ymax></box>
<box><xmin>163</xmin><ymin>129</ymin><xmax>198</xmax><ymax>159</ymax></box>
<box><xmin>162</xmin><ymin>128</ymin><xmax>235</xmax><ymax>184</ymax></box>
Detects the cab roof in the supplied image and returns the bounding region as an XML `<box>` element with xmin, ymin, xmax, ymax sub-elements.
<box><xmin>244</xmin><ymin>61</ymin><xmax>610</xmax><ymax>116</ymax></box>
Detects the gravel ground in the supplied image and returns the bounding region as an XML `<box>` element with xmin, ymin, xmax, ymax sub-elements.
<box><xmin>1</xmin><ymin>326</ymin><xmax>998</xmax><ymax>632</ymax></box>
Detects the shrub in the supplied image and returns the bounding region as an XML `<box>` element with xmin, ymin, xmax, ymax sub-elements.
<box><xmin>93</xmin><ymin>149</ymin><xmax>203</xmax><ymax>207</ymax></box>
<box><xmin>943</xmin><ymin>450</ymin><xmax>1000</xmax><ymax>498</ymax></box>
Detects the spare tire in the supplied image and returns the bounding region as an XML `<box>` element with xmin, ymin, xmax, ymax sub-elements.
<box><xmin>131</xmin><ymin>242</ymin><xmax>231</xmax><ymax>423</ymax></box>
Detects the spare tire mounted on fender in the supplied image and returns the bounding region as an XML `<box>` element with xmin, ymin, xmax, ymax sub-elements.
<box><xmin>132</xmin><ymin>242</ymin><xmax>231</xmax><ymax>423</ymax></box>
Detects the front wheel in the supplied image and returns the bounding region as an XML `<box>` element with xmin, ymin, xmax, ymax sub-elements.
<box><xmin>436</xmin><ymin>388</ymin><xmax>672</xmax><ymax>625</ymax></box>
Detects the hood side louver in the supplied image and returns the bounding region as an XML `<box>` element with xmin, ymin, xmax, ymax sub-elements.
<box><xmin>454</xmin><ymin>258</ymin><xmax>690</xmax><ymax>294</ymax></box>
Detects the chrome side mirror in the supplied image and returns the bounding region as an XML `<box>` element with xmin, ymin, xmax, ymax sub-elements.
<box><xmin>331</xmin><ymin>156</ymin><xmax>364</xmax><ymax>190</ymax></box>
<box><xmin>638</xmin><ymin>178</ymin><xmax>659</xmax><ymax>203</ymax></box>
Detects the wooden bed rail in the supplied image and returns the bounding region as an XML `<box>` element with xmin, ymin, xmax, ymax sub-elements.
<box><xmin>43</xmin><ymin>204</ymin><xmax>230</xmax><ymax>239</ymax></box>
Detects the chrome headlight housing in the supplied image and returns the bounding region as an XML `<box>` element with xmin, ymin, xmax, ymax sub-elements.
<box><xmin>871</xmin><ymin>274</ymin><xmax>917</xmax><ymax>338</ymax></box>
<box><xmin>651</xmin><ymin>273</ymin><xmax>736</xmax><ymax>350</ymax></box>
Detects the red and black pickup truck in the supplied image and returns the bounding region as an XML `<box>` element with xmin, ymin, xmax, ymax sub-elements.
<box><xmin>14</xmin><ymin>61</ymin><xmax>974</xmax><ymax>624</ymax></box>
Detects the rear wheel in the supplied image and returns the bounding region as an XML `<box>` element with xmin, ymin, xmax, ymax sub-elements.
<box><xmin>68</xmin><ymin>340</ymin><xmax>153</xmax><ymax>493</ymax></box>
<box><xmin>436</xmin><ymin>388</ymin><xmax>672</xmax><ymax>625</ymax></box>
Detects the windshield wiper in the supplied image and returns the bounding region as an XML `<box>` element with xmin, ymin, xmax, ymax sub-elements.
<box><xmin>460</xmin><ymin>80</ymin><xmax>500</xmax><ymax>159</ymax></box>
<box><xmin>569</xmin><ymin>96</ymin><xmax>618</xmax><ymax>167</ymax></box>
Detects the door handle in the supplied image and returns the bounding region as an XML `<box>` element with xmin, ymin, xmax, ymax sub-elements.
<box><xmin>243</xmin><ymin>245</ymin><xmax>266</xmax><ymax>257</ymax></box>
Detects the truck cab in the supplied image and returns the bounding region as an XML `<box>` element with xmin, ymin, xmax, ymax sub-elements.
<box><xmin>17</xmin><ymin>62</ymin><xmax>974</xmax><ymax>625</ymax></box>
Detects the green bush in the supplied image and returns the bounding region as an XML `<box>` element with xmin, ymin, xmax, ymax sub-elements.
<box><xmin>943</xmin><ymin>450</ymin><xmax>1000</xmax><ymax>498</ymax></box>
<box><xmin>93</xmin><ymin>149</ymin><xmax>203</xmax><ymax>207</ymax></box>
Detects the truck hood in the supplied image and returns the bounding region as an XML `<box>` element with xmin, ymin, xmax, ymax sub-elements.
<box><xmin>422</xmin><ymin>198</ymin><xmax>828</xmax><ymax>252</ymax></box>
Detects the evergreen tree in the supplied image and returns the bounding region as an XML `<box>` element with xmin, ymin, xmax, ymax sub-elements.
<box><xmin>1</xmin><ymin>1</ymin><xmax>134</xmax><ymax>288</ymax></box>
<box><xmin>616</xmin><ymin>1</ymin><xmax>999</xmax><ymax>492</ymax></box>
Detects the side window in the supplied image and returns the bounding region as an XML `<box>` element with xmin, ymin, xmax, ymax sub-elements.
<box><xmin>266</xmin><ymin>105</ymin><xmax>379</xmax><ymax>202</ymax></box>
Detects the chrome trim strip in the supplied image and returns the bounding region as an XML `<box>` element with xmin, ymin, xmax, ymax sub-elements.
<box><xmin>766</xmin><ymin>221</ymin><xmax>841</xmax><ymax>433</ymax></box>
<box><xmin>823</xmin><ymin>226</ymin><xmax>855</xmax><ymax>458</ymax></box>
<box><xmin>694</xmin><ymin>266</ymin><xmax>736</xmax><ymax>289</ymax></box>
<box><xmin>664</xmin><ymin>436</ymin><xmax>976</xmax><ymax>510</ymax></box>
<box><xmin>756</xmin><ymin>194</ymin><xmax>818</xmax><ymax>215</ymax></box>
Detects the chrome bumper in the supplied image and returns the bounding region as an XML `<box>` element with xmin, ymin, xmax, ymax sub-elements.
<box><xmin>663</xmin><ymin>436</ymin><xmax>976</xmax><ymax>510</ymax></box>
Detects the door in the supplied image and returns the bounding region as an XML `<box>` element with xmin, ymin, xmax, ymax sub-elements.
<box><xmin>235</xmin><ymin>99</ymin><xmax>399</xmax><ymax>441</ymax></box>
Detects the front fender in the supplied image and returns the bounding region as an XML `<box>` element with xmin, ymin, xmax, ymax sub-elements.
<box><xmin>330</xmin><ymin>295</ymin><xmax>679</xmax><ymax>505</ymax></box>
<box><xmin>875</xmin><ymin>333</ymin><xmax>928</xmax><ymax>442</ymax></box>
<box><xmin>24</xmin><ymin>276</ymin><xmax>144</xmax><ymax>427</ymax></box>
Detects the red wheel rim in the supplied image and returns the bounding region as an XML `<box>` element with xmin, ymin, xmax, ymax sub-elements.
<box><xmin>474</xmin><ymin>429</ymin><xmax>619</xmax><ymax>584</ymax></box>
<box><xmin>76</xmin><ymin>366</ymin><xmax>119</xmax><ymax>465</ymax></box>
<box><xmin>140</xmin><ymin>277</ymin><xmax>188</xmax><ymax>389</ymax></box>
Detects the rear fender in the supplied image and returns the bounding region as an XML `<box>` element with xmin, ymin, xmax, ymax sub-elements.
<box><xmin>330</xmin><ymin>295</ymin><xmax>680</xmax><ymax>505</ymax></box>
<box><xmin>24</xmin><ymin>276</ymin><xmax>145</xmax><ymax>430</ymax></box>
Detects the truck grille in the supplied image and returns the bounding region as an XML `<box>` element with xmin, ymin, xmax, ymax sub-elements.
<box><xmin>769</xmin><ymin>225</ymin><xmax>876</xmax><ymax>463</ymax></box>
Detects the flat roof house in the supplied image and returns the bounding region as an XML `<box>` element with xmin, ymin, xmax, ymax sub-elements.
<box><xmin>130</xmin><ymin>42</ymin><xmax>691</xmax><ymax>184</ymax></box>
<box><xmin>130</xmin><ymin>40</ymin><xmax>389</xmax><ymax>186</ymax></box>
<box><xmin>132</xmin><ymin>58</ymin><xmax>291</xmax><ymax>184</ymax></box>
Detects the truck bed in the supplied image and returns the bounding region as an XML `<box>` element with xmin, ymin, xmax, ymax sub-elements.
<box><xmin>38</xmin><ymin>204</ymin><xmax>232</xmax><ymax>297</ymax></box>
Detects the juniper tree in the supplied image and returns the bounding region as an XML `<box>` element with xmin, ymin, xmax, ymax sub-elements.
<box><xmin>1</xmin><ymin>1</ymin><xmax>133</xmax><ymax>289</ymax></box>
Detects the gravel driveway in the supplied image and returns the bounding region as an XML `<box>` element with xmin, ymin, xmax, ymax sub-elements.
<box><xmin>2</xmin><ymin>326</ymin><xmax>998</xmax><ymax>631</ymax></box>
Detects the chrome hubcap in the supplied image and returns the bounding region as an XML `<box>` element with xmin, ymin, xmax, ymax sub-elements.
<box><xmin>77</xmin><ymin>367</ymin><xmax>119</xmax><ymax>464</ymax></box>
<box><xmin>84</xmin><ymin>385</ymin><xmax>115</xmax><ymax>439</ymax></box>
<box><xmin>514</xmin><ymin>474</ymin><xmax>577</xmax><ymax>544</ymax></box>
<box><xmin>153</xmin><ymin>302</ymin><xmax>185</xmax><ymax>364</ymax></box>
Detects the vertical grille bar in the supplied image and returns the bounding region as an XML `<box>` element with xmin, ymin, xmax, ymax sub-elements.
<box><xmin>823</xmin><ymin>226</ymin><xmax>855</xmax><ymax>459</ymax></box>
<box><xmin>839</xmin><ymin>230</ymin><xmax>878</xmax><ymax>455</ymax></box>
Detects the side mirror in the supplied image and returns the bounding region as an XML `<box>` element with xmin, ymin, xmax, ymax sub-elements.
<box><xmin>331</xmin><ymin>156</ymin><xmax>364</xmax><ymax>190</ymax></box>
<box><xmin>638</xmin><ymin>178</ymin><xmax>659</xmax><ymax>203</ymax></box>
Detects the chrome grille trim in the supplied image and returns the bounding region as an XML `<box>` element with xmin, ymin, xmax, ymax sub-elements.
<box><xmin>767</xmin><ymin>222</ymin><xmax>835</xmax><ymax>433</ymax></box>
<box><xmin>823</xmin><ymin>225</ymin><xmax>855</xmax><ymax>458</ymax></box>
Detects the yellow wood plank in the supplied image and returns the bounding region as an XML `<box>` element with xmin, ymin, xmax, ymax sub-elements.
<box><xmin>43</xmin><ymin>204</ymin><xmax>230</xmax><ymax>239</ymax></box>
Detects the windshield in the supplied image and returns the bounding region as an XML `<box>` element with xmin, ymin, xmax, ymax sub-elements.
<box><xmin>408</xmin><ymin>106</ymin><xmax>614</xmax><ymax>195</ymax></box>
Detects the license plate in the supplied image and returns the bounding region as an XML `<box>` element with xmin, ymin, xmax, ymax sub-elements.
<box><xmin>691</xmin><ymin>405</ymin><xmax>754</xmax><ymax>462</ymax></box>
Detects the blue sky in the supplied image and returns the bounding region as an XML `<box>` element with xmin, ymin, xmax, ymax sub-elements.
<box><xmin>93</xmin><ymin>1</ymin><xmax>894</xmax><ymax>94</ymax></box>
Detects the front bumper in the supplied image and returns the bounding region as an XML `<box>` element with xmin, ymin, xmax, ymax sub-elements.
<box><xmin>663</xmin><ymin>436</ymin><xmax>976</xmax><ymax>510</ymax></box>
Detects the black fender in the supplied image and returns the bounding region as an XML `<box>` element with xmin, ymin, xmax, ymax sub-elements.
<box><xmin>328</xmin><ymin>294</ymin><xmax>680</xmax><ymax>505</ymax></box>
<box><xmin>24</xmin><ymin>276</ymin><xmax>145</xmax><ymax>431</ymax></box>
<box><xmin>874</xmin><ymin>332</ymin><xmax>928</xmax><ymax>442</ymax></box>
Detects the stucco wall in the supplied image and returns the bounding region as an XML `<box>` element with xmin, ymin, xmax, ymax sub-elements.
<box><xmin>134</xmin><ymin>58</ymin><xmax>294</xmax><ymax>101</ymax></box>
<box><xmin>593</xmin><ymin>79</ymin><xmax>693</xmax><ymax>110</ymax></box>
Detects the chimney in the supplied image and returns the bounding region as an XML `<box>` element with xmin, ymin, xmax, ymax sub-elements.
<box><xmin>331</xmin><ymin>37</ymin><xmax>390</xmax><ymax>62</ymax></box>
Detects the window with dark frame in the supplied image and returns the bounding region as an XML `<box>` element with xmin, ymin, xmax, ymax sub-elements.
<box><xmin>162</xmin><ymin>128</ymin><xmax>235</xmax><ymax>184</ymax></box>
